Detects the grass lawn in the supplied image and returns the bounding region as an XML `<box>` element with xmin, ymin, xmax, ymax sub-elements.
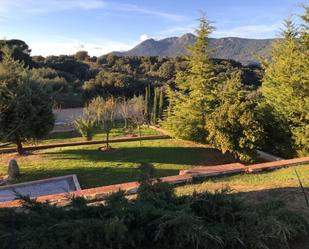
<box><xmin>176</xmin><ymin>164</ymin><xmax>309</xmax><ymax>214</ymax></box>
<box><xmin>3</xmin><ymin>125</ymin><xmax>161</xmax><ymax>148</ymax></box>
<box><xmin>0</xmin><ymin>138</ymin><xmax>235</xmax><ymax>188</ymax></box>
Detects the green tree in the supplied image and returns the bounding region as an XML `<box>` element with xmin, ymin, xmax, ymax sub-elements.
<box><xmin>158</xmin><ymin>87</ymin><xmax>164</xmax><ymax>120</ymax></box>
<box><xmin>0</xmin><ymin>39</ymin><xmax>32</xmax><ymax>67</ymax></box>
<box><xmin>207</xmin><ymin>71</ymin><xmax>264</xmax><ymax>162</ymax></box>
<box><xmin>164</xmin><ymin>15</ymin><xmax>218</xmax><ymax>142</ymax></box>
<box><xmin>0</xmin><ymin>47</ymin><xmax>54</xmax><ymax>154</ymax></box>
<box><xmin>262</xmin><ymin>16</ymin><xmax>309</xmax><ymax>156</ymax></box>
<box><xmin>152</xmin><ymin>87</ymin><xmax>159</xmax><ymax>124</ymax></box>
<box><xmin>144</xmin><ymin>85</ymin><xmax>151</xmax><ymax>123</ymax></box>
<box><xmin>74</xmin><ymin>107</ymin><xmax>96</xmax><ymax>141</ymax></box>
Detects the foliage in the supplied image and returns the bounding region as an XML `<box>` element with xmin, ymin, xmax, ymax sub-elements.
<box><xmin>164</xmin><ymin>15</ymin><xmax>218</xmax><ymax>143</ymax></box>
<box><xmin>256</xmin><ymin>103</ymin><xmax>294</xmax><ymax>157</ymax></box>
<box><xmin>0</xmin><ymin>180</ymin><xmax>308</xmax><ymax>249</ymax></box>
<box><xmin>0</xmin><ymin>47</ymin><xmax>54</xmax><ymax>154</ymax></box>
<box><xmin>87</xmin><ymin>96</ymin><xmax>116</xmax><ymax>148</ymax></box>
<box><xmin>206</xmin><ymin>71</ymin><xmax>264</xmax><ymax>162</ymax></box>
<box><xmin>0</xmin><ymin>39</ymin><xmax>32</xmax><ymax>67</ymax></box>
<box><xmin>128</xmin><ymin>95</ymin><xmax>145</xmax><ymax>143</ymax></box>
<box><xmin>261</xmin><ymin>14</ymin><xmax>309</xmax><ymax>156</ymax></box>
<box><xmin>118</xmin><ymin>98</ymin><xmax>130</xmax><ymax>129</ymax></box>
<box><xmin>73</xmin><ymin>109</ymin><xmax>96</xmax><ymax>141</ymax></box>
<box><xmin>0</xmin><ymin>37</ymin><xmax>263</xmax><ymax>108</ymax></box>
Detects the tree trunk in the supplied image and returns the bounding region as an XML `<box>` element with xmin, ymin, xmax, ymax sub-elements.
<box><xmin>15</xmin><ymin>135</ymin><xmax>24</xmax><ymax>155</ymax></box>
<box><xmin>106</xmin><ymin>132</ymin><xmax>109</xmax><ymax>149</ymax></box>
<box><xmin>138</xmin><ymin>125</ymin><xmax>142</xmax><ymax>146</ymax></box>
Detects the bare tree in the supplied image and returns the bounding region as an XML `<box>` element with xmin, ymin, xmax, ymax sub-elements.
<box><xmin>129</xmin><ymin>96</ymin><xmax>145</xmax><ymax>145</ymax></box>
<box><xmin>88</xmin><ymin>96</ymin><xmax>116</xmax><ymax>149</ymax></box>
<box><xmin>118</xmin><ymin>98</ymin><xmax>130</xmax><ymax>129</ymax></box>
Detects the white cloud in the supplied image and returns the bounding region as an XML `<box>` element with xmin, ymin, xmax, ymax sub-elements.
<box><xmin>212</xmin><ymin>23</ymin><xmax>282</xmax><ymax>39</ymax></box>
<box><xmin>140</xmin><ymin>34</ymin><xmax>150</xmax><ymax>41</ymax></box>
<box><xmin>158</xmin><ymin>25</ymin><xmax>196</xmax><ymax>36</ymax></box>
<box><xmin>0</xmin><ymin>0</ymin><xmax>183</xmax><ymax>21</ymax></box>
<box><xmin>28</xmin><ymin>37</ymin><xmax>136</xmax><ymax>56</ymax></box>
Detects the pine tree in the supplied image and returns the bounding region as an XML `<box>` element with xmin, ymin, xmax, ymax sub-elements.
<box><xmin>262</xmin><ymin>16</ymin><xmax>309</xmax><ymax>156</ymax></box>
<box><xmin>164</xmin><ymin>15</ymin><xmax>218</xmax><ymax>142</ymax></box>
<box><xmin>206</xmin><ymin>71</ymin><xmax>264</xmax><ymax>162</ymax></box>
<box><xmin>0</xmin><ymin>46</ymin><xmax>54</xmax><ymax>154</ymax></box>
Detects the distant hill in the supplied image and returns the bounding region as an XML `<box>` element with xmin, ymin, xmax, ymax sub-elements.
<box><xmin>112</xmin><ymin>33</ymin><xmax>275</xmax><ymax>65</ymax></box>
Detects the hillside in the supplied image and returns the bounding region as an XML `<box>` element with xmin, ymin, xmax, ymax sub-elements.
<box><xmin>113</xmin><ymin>33</ymin><xmax>275</xmax><ymax>65</ymax></box>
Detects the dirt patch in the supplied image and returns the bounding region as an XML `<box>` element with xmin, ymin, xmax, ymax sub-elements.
<box><xmin>0</xmin><ymin>151</ymin><xmax>46</xmax><ymax>168</ymax></box>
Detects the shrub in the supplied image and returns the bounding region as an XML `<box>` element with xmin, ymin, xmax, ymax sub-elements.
<box><xmin>0</xmin><ymin>181</ymin><xmax>308</xmax><ymax>249</ymax></box>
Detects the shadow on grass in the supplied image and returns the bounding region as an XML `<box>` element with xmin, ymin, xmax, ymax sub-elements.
<box><xmin>45</xmin><ymin>146</ymin><xmax>236</xmax><ymax>166</ymax></box>
<box><xmin>15</xmin><ymin>166</ymin><xmax>179</xmax><ymax>189</ymax></box>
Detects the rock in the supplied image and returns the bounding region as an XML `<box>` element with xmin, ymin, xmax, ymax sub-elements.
<box><xmin>8</xmin><ymin>159</ymin><xmax>20</xmax><ymax>179</ymax></box>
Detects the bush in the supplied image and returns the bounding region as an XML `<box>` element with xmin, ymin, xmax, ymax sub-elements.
<box><xmin>74</xmin><ymin>115</ymin><xmax>96</xmax><ymax>141</ymax></box>
<box><xmin>0</xmin><ymin>182</ymin><xmax>308</xmax><ymax>249</ymax></box>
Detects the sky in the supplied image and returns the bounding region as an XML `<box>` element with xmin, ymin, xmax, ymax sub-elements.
<box><xmin>0</xmin><ymin>0</ymin><xmax>306</xmax><ymax>56</ymax></box>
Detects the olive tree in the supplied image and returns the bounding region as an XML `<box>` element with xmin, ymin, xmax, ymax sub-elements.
<box><xmin>0</xmin><ymin>47</ymin><xmax>54</xmax><ymax>154</ymax></box>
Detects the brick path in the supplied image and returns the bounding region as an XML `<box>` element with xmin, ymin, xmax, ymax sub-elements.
<box><xmin>1</xmin><ymin>156</ymin><xmax>308</xmax><ymax>208</ymax></box>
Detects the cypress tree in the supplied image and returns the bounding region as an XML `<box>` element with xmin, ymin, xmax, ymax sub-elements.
<box><xmin>262</xmin><ymin>15</ymin><xmax>309</xmax><ymax>156</ymax></box>
<box><xmin>163</xmin><ymin>15</ymin><xmax>218</xmax><ymax>142</ymax></box>
<box><xmin>152</xmin><ymin>87</ymin><xmax>159</xmax><ymax>124</ymax></box>
<box><xmin>158</xmin><ymin>87</ymin><xmax>164</xmax><ymax>120</ymax></box>
<box><xmin>144</xmin><ymin>85</ymin><xmax>150</xmax><ymax>123</ymax></box>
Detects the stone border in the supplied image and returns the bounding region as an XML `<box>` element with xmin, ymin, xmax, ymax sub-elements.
<box><xmin>0</xmin><ymin>135</ymin><xmax>169</xmax><ymax>154</ymax></box>
<box><xmin>1</xmin><ymin>156</ymin><xmax>308</xmax><ymax>208</ymax></box>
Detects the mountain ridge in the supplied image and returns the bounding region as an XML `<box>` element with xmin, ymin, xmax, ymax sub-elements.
<box><xmin>112</xmin><ymin>33</ymin><xmax>275</xmax><ymax>65</ymax></box>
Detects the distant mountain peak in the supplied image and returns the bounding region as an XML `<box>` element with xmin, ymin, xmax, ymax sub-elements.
<box><xmin>112</xmin><ymin>34</ymin><xmax>274</xmax><ymax>65</ymax></box>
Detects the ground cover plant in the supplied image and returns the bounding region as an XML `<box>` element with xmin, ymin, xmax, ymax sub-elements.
<box><xmin>0</xmin><ymin>175</ymin><xmax>308</xmax><ymax>249</ymax></box>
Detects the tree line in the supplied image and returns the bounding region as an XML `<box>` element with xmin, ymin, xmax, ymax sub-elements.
<box><xmin>0</xmin><ymin>40</ymin><xmax>262</xmax><ymax>108</ymax></box>
<box><xmin>164</xmin><ymin>7</ymin><xmax>309</xmax><ymax>161</ymax></box>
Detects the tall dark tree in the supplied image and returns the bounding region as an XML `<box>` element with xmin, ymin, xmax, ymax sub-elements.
<box><xmin>0</xmin><ymin>47</ymin><xmax>54</xmax><ymax>154</ymax></box>
<box><xmin>0</xmin><ymin>39</ymin><xmax>32</xmax><ymax>67</ymax></box>
<box><xmin>158</xmin><ymin>87</ymin><xmax>164</xmax><ymax>120</ymax></box>
<box><xmin>164</xmin><ymin>15</ymin><xmax>218</xmax><ymax>142</ymax></box>
<box><xmin>262</xmin><ymin>16</ymin><xmax>309</xmax><ymax>156</ymax></box>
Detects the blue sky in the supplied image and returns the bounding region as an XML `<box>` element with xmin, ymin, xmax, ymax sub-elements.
<box><xmin>0</xmin><ymin>0</ymin><xmax>306</xmax><ymax>56</ymax></box>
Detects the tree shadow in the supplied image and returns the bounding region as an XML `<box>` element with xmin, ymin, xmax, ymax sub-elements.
<box><xmin>44</xmin><ymin>146</ymin><xmax>236</xmax><ymax>166</ymax></box>
<box><xmin>15</xmin><ymin>166</ymin><xmax>179</xmax><ymax>189</ymax></box>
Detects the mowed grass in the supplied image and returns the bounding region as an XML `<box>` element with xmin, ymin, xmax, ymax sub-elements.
<box><xmin>176</xmin><ymin>164</ymin><xmax>309</xmax><ymax>213</ymax></box>
<box><xmin>0</xmin><ymin>138</ymin><xmax>234</xmax><ymax>188</ymax></box>
<box><xmin>3</xmin><ymin>125</ymin><xmax>160</xmax><ymax>148</ymax></box>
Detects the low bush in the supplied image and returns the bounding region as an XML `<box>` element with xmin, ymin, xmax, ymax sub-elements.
<box><xmin>0</xmin><ymin>182</ymin><xmax>308</xmax><ymax>249</ymax></box>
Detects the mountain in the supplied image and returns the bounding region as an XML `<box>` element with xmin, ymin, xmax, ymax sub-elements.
<box><xmin>113</xmin><ymin>33</ymin><xmax>275</xmax><ymax>65</ymax></box>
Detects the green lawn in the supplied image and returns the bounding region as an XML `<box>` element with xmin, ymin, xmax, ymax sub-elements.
<box><xmin>176</xmin><ymin>164</ymin><xmax>309</xmax><ymax>213</ymax></box>
<box><xmin>0</xmin><ymin>138</ymin><xmax>234</xmax><ymax>188</ymax></box>
<box><xmin>4</xmin><ymin>125</ymin><xmax>160</xmax><ymax>148</ymax></box>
